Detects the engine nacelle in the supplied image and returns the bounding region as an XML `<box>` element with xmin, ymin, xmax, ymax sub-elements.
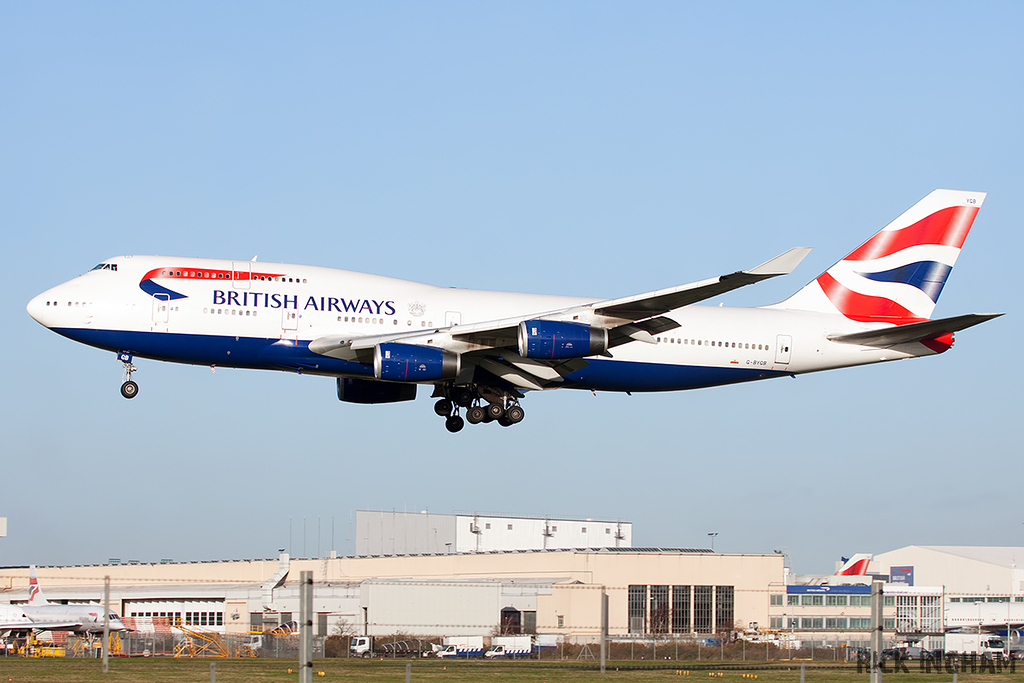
<box><xmin>336</xmin><ymin>377</ymin><xmax>417</xmax><ymax>404</ymax></box>
<box><xmin>373</xmin><ymin>343</ymin><xmax>461</xmax><ymax>382</ymax></box>
<box><xmin>517</xmin><ymin>320</ymin><xmax>608</xmax><ymax>360</ymax></box>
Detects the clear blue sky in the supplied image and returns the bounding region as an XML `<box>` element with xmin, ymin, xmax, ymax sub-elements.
<box><xmin>2</xmin><ymin>2</ymin><xmax>1021</xmax><ymax>574</ymax></box>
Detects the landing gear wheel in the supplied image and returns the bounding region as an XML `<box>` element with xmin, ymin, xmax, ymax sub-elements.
<box><xmin>120</xmin><ymin>381</ymin><xmax>139</xmax><ymax>399</ymax></box>
<box><xmin>486</xmin><ymin>403</ymin><xmax>505</xmax><ymax>419</ymax></box>
<box><xmin>453</xmin><ymin>388</ymin><xmax>475</xmax><ymax>408</ymax></box>
<box><xmin>445</xmin><ymin>415</ymin><xmax>465</xmax><ymax>433</ymax></box>
<box><xmin>498</xmin><ymin>416</ymin><xmax>513</xmax><ymax>427</ymax></box>
<box><xmin>466</xmin><ymin>406</ymin><xmax>486</xmax><ymax>424</ymax></box>
<box><xmin>506</xmin><ymin>405</ymin><xmax>525</xmax><ymax>424</ymax></box>
<box><xmin>434</xmin><ymin>399</ymin><xmax>454</xmax><ymax>417</ymax></box>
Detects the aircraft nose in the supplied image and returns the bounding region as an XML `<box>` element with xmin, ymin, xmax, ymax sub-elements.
<box><xmin>27</xmin><ymin>291</ymin><xmax>52</xmax><ymax>326</ymax></box>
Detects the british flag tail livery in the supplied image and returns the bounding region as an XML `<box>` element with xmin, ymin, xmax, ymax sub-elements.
<box><xmin>27</xmin><ymin>564</ymin><xmax>49</xmax><ymax>606</ymax></box>
<box><xmin>777</xmin><ymin>189</ymin><xmax>985</xmax><ymax>323</ymax></box>
<box><xmin>835</xmin><ymin>554</ymin><xmax>872</xmax><ymax>576</ymax></box>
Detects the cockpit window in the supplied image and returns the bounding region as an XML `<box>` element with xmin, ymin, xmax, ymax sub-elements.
<box><xmin>90</xmin><ymin>263</ymin><xmax>118</xmax><ymax>272</ymax></box>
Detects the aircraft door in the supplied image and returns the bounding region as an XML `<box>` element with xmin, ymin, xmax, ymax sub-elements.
<box><xmin>775</xmin><ymin>335</ymin><xmax>792</xmax><ymax>364</ymax></box>
<box><xmin>282</xmin><ymin>309</ymin><xmax>298</xmax><ymax>331</ymax></box>
<box><xmin>152</xmin><ymin>293</ymin><xmax>170</xmax><ymax>324</ymax></box>
<box><xmin>445</xmin><ymin>311</ymin><xmax>462</xmax><ymax>327</ymax></box>
<box><xmin>232</xmin><ymin>262</ymin><xmax>251</xmax><ymax>290</ymax></box>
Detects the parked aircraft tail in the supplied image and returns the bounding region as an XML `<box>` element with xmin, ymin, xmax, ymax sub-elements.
<box><xmin>835</xmin><ymin>554</ymin><xmax>872</xmax><ymax>576</ymax></box>
<box><xmin>27</xmin><ymin>565</ymin><xmax>49</xmax><ymax>606</ymax></box>
<box><xmin>777</xmin><ymin>190</ymin><xmax>985</xmax><ymax>323</ymax></box>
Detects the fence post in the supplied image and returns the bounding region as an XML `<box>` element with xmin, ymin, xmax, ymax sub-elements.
<box><xmin>405</xmin><ymin>662</ymin><xmax>411</xmax><ymax>683</ymax></box>
<box><xmin>600</xmin><ymin>590</ymin><xmax>608</xmax><ymax>674</ymax></box>
<box><xmin>299</xmin><ymin>571</ymin><xmax>313</xmax><ymax>683</ymax></box>
<box><xmin>210</xmin><ymin>662</ymin><xmax>216</xmax><ymax>683</ymax></box>
<box><xmin>100</xmin><ymin>577</ymin><xmax>109</xmax><ymax>671</ymax></box>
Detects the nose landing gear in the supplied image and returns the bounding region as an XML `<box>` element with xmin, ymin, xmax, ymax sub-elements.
<box><xmin>119</xmin><ymin>351</ymin><xmax>139</xmax><ymax>399</ymax></box>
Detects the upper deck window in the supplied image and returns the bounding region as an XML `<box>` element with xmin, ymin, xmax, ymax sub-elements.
<box><xmin>90</xmin><ymin>263</ymin><xmax>117</xmax><ymax>272</ymax></box>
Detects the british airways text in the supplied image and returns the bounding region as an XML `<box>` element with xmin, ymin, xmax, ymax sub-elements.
<box><xmin>212</xmin><ymin>290</ymin><xmax>396</xmax><ymax>315</ymax></box>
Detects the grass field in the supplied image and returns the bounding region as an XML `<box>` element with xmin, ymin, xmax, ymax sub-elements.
<box><xmin>0</xmin><ymin>659</ymin><xmax>1019</xmax><ymax>683</ymax></box>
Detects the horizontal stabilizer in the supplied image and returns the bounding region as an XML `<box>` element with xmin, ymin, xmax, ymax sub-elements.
<box><xmin>828</xmin><ymin>313</ymin><xmax>1002</xmax><ymax>348</ymax></box>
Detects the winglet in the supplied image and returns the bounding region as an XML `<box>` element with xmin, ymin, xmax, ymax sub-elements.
<box><xmin>746</xmin><ymin>247</ymin><xmax>812</xmax><ymax>277</ymax></box>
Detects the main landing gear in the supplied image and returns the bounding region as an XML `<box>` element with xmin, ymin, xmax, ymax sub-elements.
<box><xmin>433</xmin><ymin>384</ymin><xmax>525</xmax><ymax>433</ymax></box>
<box><xmin>119</xmin><ymin>351</ymin><xmax>139</xmax><ymax>399</ymax></box>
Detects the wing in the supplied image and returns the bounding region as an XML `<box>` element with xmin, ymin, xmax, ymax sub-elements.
<box><xmin>309</xmin><ymin>248</ymin><xmax>810</xmax><ymax>387</ymax></box>
<box><xmin>0</xmin><ymin>620</ymin><xmax>82</xmax><ymax>631</ymax></box>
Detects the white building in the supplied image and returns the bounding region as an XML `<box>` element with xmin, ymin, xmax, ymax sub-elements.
<box><xmin>2</xmin><ymin>548</ymin><xmax>778</xmax><ymax>641</ymax></box>
<box><xmin>355</xmin><ymin>511</ymin><xmax>631</xmax><ymax>555</ymax></box>
<box><xmin>871</xmin><ymin>546</ymin><xmax>1024</xmax><ymax>603</ymax></box>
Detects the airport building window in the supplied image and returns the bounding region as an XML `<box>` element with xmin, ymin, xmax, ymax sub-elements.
<box><xmin>770</xmin><ymin>594</ymin><xmax>783</xmax><ymax>606</ymax></box>
<box><xmin>715</xmin><ymin>586</ymin><xmax>734</xmax><ymax>632</ymax></box>
<box><xmin>787</xmin><ymin>617</ymin><xmax>799</xmax><ymax>629</ymax></box>
<box><xmin>884</xmin><ymin>596</ymin><xmax>895</xmax><ymax>607</ymax></box>
<box><xmin>770</xmin><ymin>617</ymin><xmax>783</xmax><ymax>629</ymax></box>
<box><xmin>672</xmin><ymin>585</ymin><xmax>691</xmax><ymax>634</ymax></box>
<box><xmin>787</xmin><ymin>595</ymin><xmax>799</xmax><ymax>606</ymax></box>
<box><xmin>694</xmin><ymin>585</ymin><xmax>713</xmax><ymax>634</ymax></box>
<box><xmin>628</xmin><ymin>585</ymin><xmax>647</xmax><ymax>634</ymax></box>
<box><xmin>650</xmin><ymin>585</ymin><xmax>670</xmax><ymax>633</ymax></box>
<box><xmin>801</xmin><ymin>595</ymin><xmax>814</xmax><ymax>606</ymax></box>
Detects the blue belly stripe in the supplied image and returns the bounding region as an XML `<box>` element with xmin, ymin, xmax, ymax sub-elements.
<box><xmin>53</xmin><ymin>327</ymin><xmax>788</xmax><ymax>392</ymax></box>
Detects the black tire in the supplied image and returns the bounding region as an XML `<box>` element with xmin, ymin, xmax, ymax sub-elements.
<box><xmin>434</xmin><ymin>399</ymin><xmax>453</xmax><ymax>417</ymax></box>
<box><xmin>486</xmin><ymin>403</ymin><xmax>505</xmax><ymax>419</ymax></box>
<box><xmin>466</xmin><ymin>406</ymin><xmax>486</xmax><ymax>424</ymax></box>
<box><xmin>453</xmin><ymin>388</ymin><xmax>475</xmax><ymax>408</ymax></box>
<box><xmin>445</xmin><ymin>415</ymin><xmax>465</xmax><ymax>433</ymax></box>
<box><xmin>120</xmin><ymin>381</ymin><xmax>139</xmax><ymax>399</ymax></box>
<box><xmin>506</xmin><ymin>405</ymin><xmax>525</xmax><ymax>424</ymax></box>
<box><xmin>498</xmin><ymin>417</ymin><xmax>512</xmax><ymax>427</ymax></box>
<box><xmin>362</xmin><ymin>651</ymin><xmax>371</xmax><ymax>659</ymax></box>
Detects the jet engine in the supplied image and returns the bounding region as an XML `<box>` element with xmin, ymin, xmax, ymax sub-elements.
<box><xmin>336</xmin><ymin>377</ymin><xmax>417</xmax><ymax>404</ymax></box>
<box><xmin>517</xmin><ymin>320</ymin><xmax>608</xmax><ymax>359</ymax></box>
<box><xmin>373</xmin><ymin>343</ymin><xmax>461</xmax><ymax>382</ymax></box>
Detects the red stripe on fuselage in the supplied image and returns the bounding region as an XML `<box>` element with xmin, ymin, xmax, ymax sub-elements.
<box><xmin>141</xmin><ymin>267</ymin><xmax>286</xmax><ymax>282</ymax></box>
<box><xmin>843</xmin><ymin>205</ymin><xmax>978</xmax><ymax>261</ymax></box>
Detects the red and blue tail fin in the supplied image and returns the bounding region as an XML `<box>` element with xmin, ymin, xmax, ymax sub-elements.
<box><xmin>28</xmin><ymin>565</ymin><xmax>49</xmax><ymax>606</ymax></box>
<box><xmin>835</xmin><ymin>553</ymin><xmax>872</xmax><ymax>576</ymax></box>
<box><xmin>778</xmin><ymin>190</ymin><xmax>985</xmax><ymax>322</ymax></box>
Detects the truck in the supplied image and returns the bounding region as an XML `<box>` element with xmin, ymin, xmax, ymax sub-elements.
<box><xmin>485</xmin><ymin>635</ymin><xmax>534</xmax><ymax>658</ymax></box>
<box><xmin>349</xmin><ymin>636</ymin><xmax>436</xmax><ymax>658</ymax></box>
<box><xmin>944</xmin><ymin>632</ymin><xmax>1006</xmax><ymax>659</ymax></box>
<box><xmin>436</xmin><ymin>635</ymin><xmax>485</xmax><ymax>658</ymax></box>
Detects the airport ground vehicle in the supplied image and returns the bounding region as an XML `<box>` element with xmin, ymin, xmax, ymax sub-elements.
<box><xmin>436</xmin><ymin>636</ymin><xmax>484</xmax><ymax>658</ymax></box>
<box><xmin>944</xmin><ymin>633</ymin><xmax>1005</xmax><ymax>659</ymax></box>
<box><xmin>349</xmin><ymin>636</ymin><xmax>435</xmax><ymax>658</ymax></box>
<box><xmin>485</xmin><ymin>635</ymin><xmax>534</xmax><ymax>658</ymax></box>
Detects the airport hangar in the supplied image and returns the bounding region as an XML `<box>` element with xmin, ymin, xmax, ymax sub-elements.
<box><xmin>1</xmin><ymin>512</ymin><xmax>777</xmax><ymax>641</ymax></box>
<box><xmin>2</xmin><ymin>512</ymin><xmax>1020</xmax><ymax>645</ymax></box>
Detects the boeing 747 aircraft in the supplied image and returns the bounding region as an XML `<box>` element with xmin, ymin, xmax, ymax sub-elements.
<box><xmin>27</xmin><ymin>190</ymin><xmax>1000</xmax><ymax>432</ymax></box>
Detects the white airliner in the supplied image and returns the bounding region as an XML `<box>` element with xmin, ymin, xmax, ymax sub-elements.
<box><xmin>27</xmin><ymin>190</ymin><xmax>1000</xmax><ymax>432</ymax></box>
<box><xmin>0</xmin><ymin>602</ymin><xmax>81</xmax><ymax>634</ymax></box>
<box><xmin>23</xmin><ymin>566</ymin><xmax>128</xmax><ymax>634</ymax></box>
